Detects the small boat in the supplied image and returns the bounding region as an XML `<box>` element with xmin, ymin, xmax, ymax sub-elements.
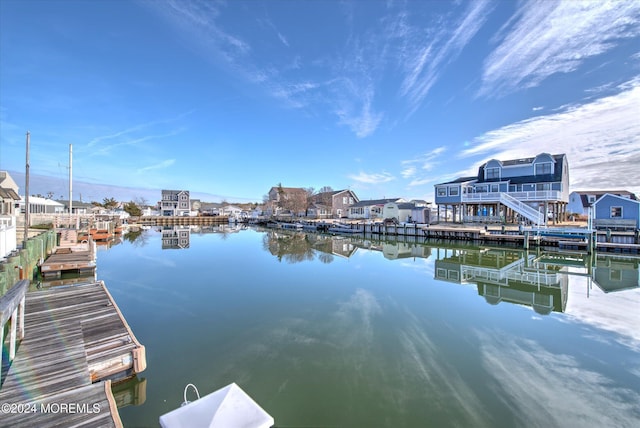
<box><xmin>159</xmin><ymin>383</ymin><xmax>274</xmax><ymax>428</ymax></box>
<box><xmin>328</xmin><ymin>223</ymin><xmax>360</xmax><ymax>234</ymax></box>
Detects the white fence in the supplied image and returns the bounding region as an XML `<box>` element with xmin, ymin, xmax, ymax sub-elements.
<box><xmin>0</xmin><ymin>216</ymin><xmax>17</xmax><ymax>258</ymax></box>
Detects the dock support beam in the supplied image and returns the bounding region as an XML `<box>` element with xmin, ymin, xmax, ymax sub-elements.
<box><xmin>0</xmin><ymin>280</ymin><xmax>28</xmax><ymax>386</ymax></box>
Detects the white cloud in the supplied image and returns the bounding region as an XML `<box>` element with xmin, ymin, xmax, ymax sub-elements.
<box><xmin>399</xmin><ymin>0</ymin><xmax>493</xmax><ymax>113</ymax></box>
<box><xmin>348</xmin><ymin>171</ymin><xmax>396</xmax><ymax>184</ymax></box>
<box><xmin>461</xmin><ymin>78</ymin><xmax>640</xmax><ymax>195</ymax></box>
<box><xmin>137</xmin><ymin>159</ymin><xmax>175</xmax><ymax>173</ymax></box>
<box><xmin>480</xmin><ymin>1</ymin><xmax>640</xmax><ymax>96</ymax></box>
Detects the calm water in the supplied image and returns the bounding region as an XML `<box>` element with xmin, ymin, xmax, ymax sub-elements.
<box><xmin>92</xmin><ymin>226</ymin><xmax>639</xmax><ymax>428</ymax></box>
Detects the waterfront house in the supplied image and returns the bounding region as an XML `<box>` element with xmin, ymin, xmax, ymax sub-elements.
<box><xmin>347</xmin><ymin>198</ymin><xmax>405</xmax><ymax>220</ymax></box>
<box><xmin>592</xmin><ymin>193</ymin><xmax>640</xmax><ymax>230</ymax></box>
<box><xmin>267</xmin><ymin>186</ymin><xmax>308</xmax><ymax>217</ymax></box>
<box><xmin>54</xmin><ymin>199</ymin><xmax>94</xmax><ymax>215</ymax></box>
<box><xmin>0</xmin><ymin>171</ymin><xmax>21</xmax><ymax>258</ymax></box>
<box><xmin>567</xmin><ymin>190</ymin><xmax>637</xmax><ymax>217</ymax></box>
<box><xmin>17</xmin><ymin>196</ymin><xmax>65</xmax><ymax>215</ymax></box>
<box><xmin>161</xmin><ymin>190</ymin><xmax>190</xmax><ymax>217</ymax></box>
<box><xmin>434</xmin><ymin>153</ymin><xmax>570</xmax><ymax>226</ymax></box>
<box><xmin>311</xmin><ymin>189</ymin><xmax>359</xmax><ymax>218</ymax></box>
<box><xmin>382</xmin><ymin>201</ymin><xmax>430</xmax><ymax>223</ymax></box>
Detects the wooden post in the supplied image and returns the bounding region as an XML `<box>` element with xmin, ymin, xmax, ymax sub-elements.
<box><xmin>10</xmin><ymin>308</ymin><xmax>18</xmax><ymax>359</ymax></box>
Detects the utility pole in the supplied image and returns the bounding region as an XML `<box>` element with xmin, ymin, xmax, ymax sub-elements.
<box><xmin>24</xmin><ymin>131</ymin><xmax>30</xmax><ymax>246</ymax></box>
<box><xmin>69</xmin><ymin>143</ymin><xmax>73</xmax><ymax>225</ymax></box>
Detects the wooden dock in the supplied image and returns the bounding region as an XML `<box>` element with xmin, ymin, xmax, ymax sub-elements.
<box><xmin>40</xmin><ymin>246</ymin><xmax>96</xmax><ymax>279</ymax></box>
<box><xmin>0</xmin><ymin>281</ymin><xmax>146</xmax><ymax>427</ymax></box>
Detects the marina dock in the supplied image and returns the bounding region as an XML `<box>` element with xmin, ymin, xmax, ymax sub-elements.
<box><xmin>0</xmin><ymin>280</ymin><xmax>146</xmax><ymax>427</ymax></box>
<box><xmin>39</xmin><ymin>246</ymin><xmax>96</xmax><ymax>279</ymax></box>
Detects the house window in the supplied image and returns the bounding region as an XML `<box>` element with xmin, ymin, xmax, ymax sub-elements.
<box><xmin>536</xmin><ymin>183</ymin><xmax>550</xmax><ymax>191</ymax></box>
<box><xmin>437</xmin><ymin>187</ymin><xmax>447</xmax><ymax>197</ymax></box>
<box><xmin>343</xmin><ymin>197</ymin><xmax>347</xmax><ymax>204</ymax></box>
<box><xmin>476</xmin><ymin>185</ymin><xmax>487</xmax><ymax>193</ymax></box>
<box><xmin>610</xmin><ymin>207</ymin><xmax>622</xmax><ymax>218</ymax></box>
<box><xmin>588</xmin><ymin>195</ymin><xmax>596</xmax><ymax>203</ymax></box>
<box><xmin>491</xmin><ymin>184</ymin><xmax>499</xmax><ymax>192</ymax></box>
<box><xmin>449</xmin><ymin>187</ymin><xmax>459</xmax><ymax>196</ymax></box>
<box><xmin>486</xmin><ymin>167</ymin><xmax>500</xmax><ymax>179</ymax></box>
<box><xmin>535</xmin><ymin>163</ymin><xmax>552</xmax><ymax>175</ymax></box>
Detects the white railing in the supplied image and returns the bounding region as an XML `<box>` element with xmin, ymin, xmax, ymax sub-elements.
<box><xmin>462</xmin><ymin>190</ymin><xmax>561</xmax><ymax>202</ymax></box>
<box><xmin>498</xmin><ymin>193</ymin><xmax>545</xmax><ymax>226</ymax></box>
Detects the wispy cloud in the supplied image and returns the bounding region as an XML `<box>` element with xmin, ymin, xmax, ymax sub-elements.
<box><xmin>461</xmin><ymin>78</ymin><xmax>640</xmax><ymax>194</ymax></box>
<box><xmin>348</xmin><ymin>171</ymin><xmax>396</xmax><ymax>184</ymax></box>
<box><xmin>480</xmin><ymin>1</ymin><xmax>640</xmax><ymax>97</ymax></box>
<box><xmin>136</xmin><ymin>159</ymin><xmax>175</xmax><ymax>173</ymax></box>
<box><xmin>399</xmin><ymin>0</ymin><xmax>493</xmax><ymax>113</ymax></box>
<box><xmin>400</xmin><ymin>146</ymin><xmax>447</xmax><ymax>186</ymax></box>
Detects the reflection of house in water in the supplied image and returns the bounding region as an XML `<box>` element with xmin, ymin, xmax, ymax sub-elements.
<box><xmin>161</xmin><ymin>226</ymin><xmax>190</xmax><ymax>249</ymax></box>
<box><xmin>593</xmin><ymin>256</ymin><xmax>639</xmax><ymax>293</ymax></box>
<box><xmin>381</xmin><ymin>242</ymin><xmax>431</xmax><ymax>260</ymax></box>
<box><xmin>434</xmin><ymin>247</ymin><xmax>568</xmax><ymax>315</ymax></box>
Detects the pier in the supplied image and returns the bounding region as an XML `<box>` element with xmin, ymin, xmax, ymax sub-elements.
<box><xmin>137</xmin><ymin>215</ymin><xmax>229</xmax><ymax>226</ymax></box>
<box><xmin>262</xmin><ymin>220</ymin><xmax>640</xmax><ymax>254</ymax></box>
<box><xmin>0</xmin><ymin>280</ymin><xmax>146</xmax><ymax>427</ymax></box>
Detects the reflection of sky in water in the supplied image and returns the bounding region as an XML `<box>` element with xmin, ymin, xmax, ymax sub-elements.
<box><xmin>101</xmin><ymin>229</ymin><xmax>640</xmax><ymax>427</ymax></box>
<box><xmin>562</xmin><ymin>271</ymin><xmax>640</xmax><ymax>352</ymax></box>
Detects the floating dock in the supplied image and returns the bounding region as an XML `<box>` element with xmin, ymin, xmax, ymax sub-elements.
<box><xmin>0</xmin><ymin>280</ymin><xmax>146</xmax><ymax>427</ymax></box>
<box><xmin>39</xmin><ymin>246</ymin><xmax>96</xmax><ymax>279</ymax></box>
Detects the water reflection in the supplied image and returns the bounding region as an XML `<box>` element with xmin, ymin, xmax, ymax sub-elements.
<box><xmin>259</xmin><ymin>229</ymin><xmax>638</xmax><ymax>317</ymax></box>
<box><xmin>97</xmin><ymin>228</ymin><xmax>640</xmax><ymax>427</ymax></box>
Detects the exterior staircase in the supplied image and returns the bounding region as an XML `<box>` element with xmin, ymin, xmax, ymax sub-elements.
<box><xmin>499</xmin><ymin>193</ymin><xmax>545</xmax><ymax>226</ymax></box>
<box><xmin>58</xmin><ymin>228</ymin><xmax>78</xmax><ymax>247</ymax></box>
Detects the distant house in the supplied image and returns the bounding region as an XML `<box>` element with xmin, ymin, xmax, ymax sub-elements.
<box><xmin>1</xmin><ymin>171</ymin><xmax>21</xmax><ymax>258</ymax></box>
<box><xmin>382</xmin><ymin>201</ymin><xmax>430</xmax><ymax>223</ymax></box>
<box><xmin>55</xmin><ymin>200</ymin><xmax>94</xmax><ymax>215</ymax></box>
<box><xmin>592</xmin><ymin>193</ymin><xmax>640</xmax><ymax>230</ymax></box>
<box><xmin>348</xmin><ymin>198</ymin><xmax>404</xmax><ymax>220</ymax></box>
<box><xmin>221</xmin><ymin>205</ymin><xmax>246</xmax><ymax>220</ymax></box>
<box><xmin>17</xmin><ymin>196</ymin><xmax>65</xmax><ymax>214</ymax></box>
<box><xmin>567</xmin><ymin>190</ymin><xmax>637</xmax><ymax>217</ymax></box>
<box><xmin>434</xmin><ymin>153</ymin><xmax>570</xmax><ymax>226</ymax></box>
<box><xmin>267</xmin><ymin>186</ymin><xmax>309</xmax><ymax>217</ymax></box>
<box><xmin>161</xmin><ymin>190</ymin><xmax>190</xmax><ymax>217</ymax></box>
<box><xmin>311</xmin><ymin>189</ymin><xmax>359</xmax><ymax>218</ymax></box>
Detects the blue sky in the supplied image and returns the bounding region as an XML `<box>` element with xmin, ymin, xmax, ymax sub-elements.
<box><xmin>1</xmin><ymin>0</ymin><xmax>639</xmax><ymax>203</ymax></box>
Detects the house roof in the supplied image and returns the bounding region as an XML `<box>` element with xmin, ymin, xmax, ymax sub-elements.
<box><xmin>0</xmin><ymin>188</ymin><xmax>20</xmax><ymax>200</ymax></box>
<box><xmin>435</xmin><ymin>176</ymin><xmax>476</xmax><ymax>186</ymax></box>
<box><xmin>572</xmin><ymin>190</ymin><xmax>637</xmax><ymax>207</ymax></box>
<box><xmin>478</xmin><ymin>154</ymin><xmax>566</xmax><ymax>184</ymax></box>
<box><xmin>351</xmin><ymin>198</ymin><xmax>402</xmax><ymax>207</ymax></box>
<box><xmin>592</xmin><ymin>193</ymin><xmax>640</xmax><ymax>206</ymax></box>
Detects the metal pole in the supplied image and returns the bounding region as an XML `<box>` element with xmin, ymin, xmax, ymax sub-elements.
<box><xmin>69</xmin><ymin>143</ymin><xmax>73</xmax><ymax>226</ymax></box>
<box><xmin>24</xmin><ymin>131</ymin><xmax>30</xmax><ymax>246</ymax></box>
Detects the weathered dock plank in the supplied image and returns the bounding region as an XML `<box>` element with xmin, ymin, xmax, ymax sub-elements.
<box><xmin>0</xmin><ymin>380</ymin><xmax>122</xmax><ymax>428</ymax></box>
<box><xmin>40</xmin><ymin>248</ymin><xmax>96</xmax><ymax>278</ymax></box>
<box><xmin>0</xmin><ymin>281</ymin><xmax>145</xmax><ymax>427</ymax></box>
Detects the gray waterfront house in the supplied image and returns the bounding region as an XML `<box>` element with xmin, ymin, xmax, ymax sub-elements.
<box><xmin>434</xmin><ymin>153</ymin><xmax>570</xmax><ymax>226</ymax></box>
<box><xmin>161</xmin><ymin>190</ymin><xmax>190</xmax><ymax>217</ymax></box>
